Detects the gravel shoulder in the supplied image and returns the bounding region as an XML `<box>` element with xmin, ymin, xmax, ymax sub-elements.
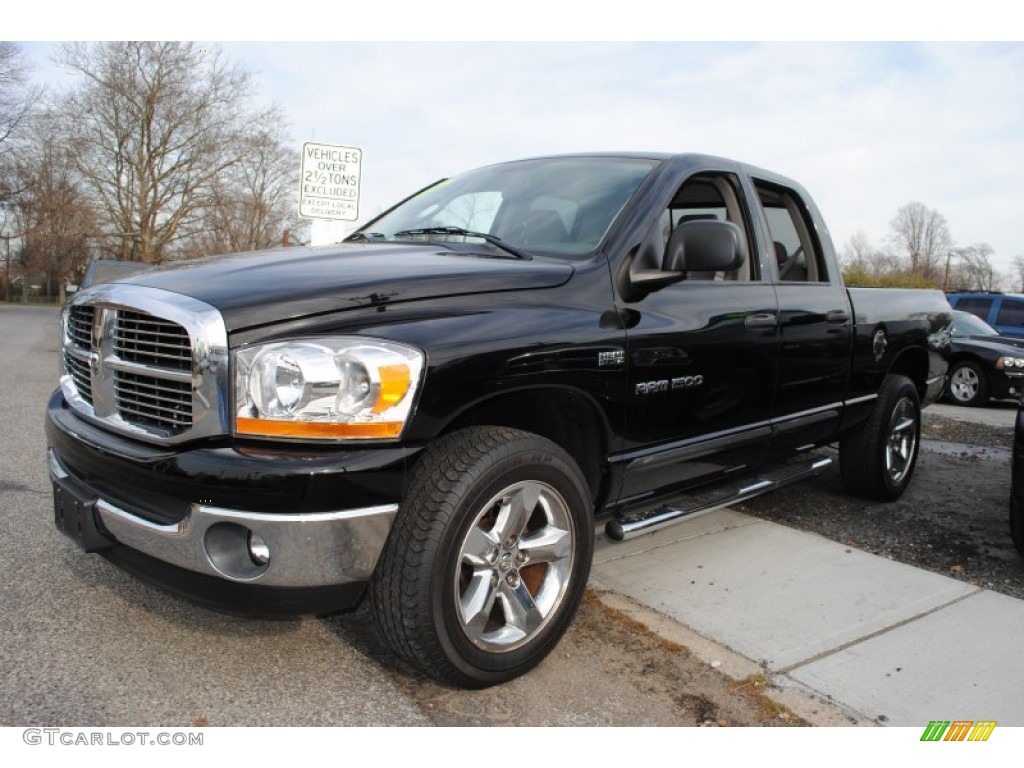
<box><xmin>330</xmin><ymin>591</ymin><xmax>807</xmax><ymax>727</ymax></box>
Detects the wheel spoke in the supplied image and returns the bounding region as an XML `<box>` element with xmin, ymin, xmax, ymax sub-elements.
<box><xmin>500</xmin><ymin>579</ymin><xmax>544</xmax><ymax>636</ymax></box>
<box><xmin>893</xmin><ymin>417</ymin><xmax>915</xmax><ymax>434</ymax></box>
<box><xmin>461</xmin><ymin>571</ymin><xmax>499</xmax><ymax>635</ymax></box>
<box><xmin>461</xmin><ymin>525</ymin><xmax>498</xmax><ymax>567</ymax></box>
<box><xmin>494</xmin><ymin>482</ymin><xmax>541</xmax><ymax>541</ymax></box>
<box><xmin>520</xmin><ymin>525</ymin><xmax>571</xmax><ymax>564</ymax></box>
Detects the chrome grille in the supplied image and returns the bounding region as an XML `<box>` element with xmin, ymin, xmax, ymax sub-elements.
<box><xmin>67</xmin><ymin>305</ymin><xmax>94</xmax><ymax>350</ymax></box>
<box><xmin>114</xmin><ymin>310</ymin><xmax>192</xmax><ymax>370</ymax></box>
<box><xmin>59</xmin><ymin>285</ymin><xmax>229</xmax><ymax>445</ymax></box>
<box><xmin>114</xmin><ymin>370</ymin><xmax>192</xmax><ymax>432</ymax></box>
<box><xmin>64</xmin><ymin>351</ymin><xmax>93</xmax><ymax>405</ymax></box>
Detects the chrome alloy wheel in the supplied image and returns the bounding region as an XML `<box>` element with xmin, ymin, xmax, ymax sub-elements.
<box><xmin>885</xmin><ymin>396</ymin><xmax>918</xmax><ymax>484</ymax></box>
<box><xmin>454</xmin><ymin>480</ymin><xmax>575</xmax><ymax>652</ymax></box>
<box><xmin>949</xmin><ymin>365</ymin><xmax>980</xmax><ymax>402</ymax></box>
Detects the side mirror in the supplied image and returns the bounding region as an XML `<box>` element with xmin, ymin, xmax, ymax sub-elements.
<box><xmin>664</xmin><ymin>220</ymin><xmax>748</xmax><ymax>274</ymax></box>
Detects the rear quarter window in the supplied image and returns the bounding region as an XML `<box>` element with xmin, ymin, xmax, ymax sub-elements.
<box><xmin>996</xmin><ymin>299</ymin><xmax>1024</xmax><ymax>329</ymax></box>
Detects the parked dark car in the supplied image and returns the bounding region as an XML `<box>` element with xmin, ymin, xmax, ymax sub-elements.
<box><xmin>948</xmin><ymin>291</ymin><xmax>1024</xmax><ymax>339</ymax></box>
<box><xmin>944</xmin><ymin>310</ymin><xmax>1024</xmax><ymax>406</ymax></box>
<box><xmin>1012</xmin><ymin>402</ymin><xmax>1024</xmax><ymax>556</ymax></box>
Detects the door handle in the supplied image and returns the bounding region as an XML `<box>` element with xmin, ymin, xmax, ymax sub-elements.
<box><xmin>744</xmin><ymin>312</ymin><xmax>778</xmax><ymax>330</ymax></box>
<box><xmin>826</xmin><ymin>309</ymin><xmax>850</xmax><ymax>323</ymax></box>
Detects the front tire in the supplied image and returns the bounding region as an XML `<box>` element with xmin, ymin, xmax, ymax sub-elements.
<box><xmin>946</xmin><ymin>360</ymin><xmax>989</xmax><ymax>406</ymax></box>
<box><xmin>371</xmin><ymin>426</ymin><xmax>593</xmax><ymax>687</ymax></box>
<box><xmin>840</xmin><ymin>374</ymin><xmax>921</xmax><ymax>501</ymax></box>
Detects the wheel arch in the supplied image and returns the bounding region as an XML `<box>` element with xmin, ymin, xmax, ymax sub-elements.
<box><xmin>946</xmin><ymin>351</ymin><xmax>987</xmax><ymax>368</ymax></box>
<box><xmin>441</xmin><ymin>386</ymin><xmax>611</xmax><ymax>510</ymax></box>
<box><xmin>886</xmin><ymin>345</ymin><xmax>930</xmax><ymax>400</ymax></box>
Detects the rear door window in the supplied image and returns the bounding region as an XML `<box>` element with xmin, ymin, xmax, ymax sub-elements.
<box><xmin>753</xmin><ymin>182</ymin><xmax>829</xmax><ymax>283</ymax></box>
<box><xmin>955</xmin><ymin>297</ymin><xmax>994</xmax><ymax>319</ymax></box>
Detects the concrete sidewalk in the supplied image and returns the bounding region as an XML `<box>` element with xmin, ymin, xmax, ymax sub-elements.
<box><xmin>590</xmin><ymin>508</ymin><xmax>1024</xmax><ymax>726</ymax></box>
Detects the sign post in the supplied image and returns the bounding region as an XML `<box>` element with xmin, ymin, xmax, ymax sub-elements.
<box><xmin>298</xmin><ymin>143</ymin><xmax>362</xmax><ymax>222</ymax></box>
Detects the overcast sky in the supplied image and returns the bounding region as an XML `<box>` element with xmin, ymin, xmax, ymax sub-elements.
<box><xmin>15</xmin><ymin>23</ymin><xmax>1024</xmax><ymax>274</ymax></box>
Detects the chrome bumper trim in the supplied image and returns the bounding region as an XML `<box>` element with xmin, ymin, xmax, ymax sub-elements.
<box><xmin>96</xmin><ymin>499</ymin><xmax>397</xmax><ymax>587</ymax></box>
<box><xmin>50</xmin><ymin>449</ymin><xmax>395</xmax><ymax>588</ymax></box>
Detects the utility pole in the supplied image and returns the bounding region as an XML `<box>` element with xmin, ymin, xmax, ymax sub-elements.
<box><xmin>942</xmin><ymin>250</ymin><xmax>954</xmax><ymax>293</ymax></box>
<box><xmin>2</xmin><ymin>231</ymin><xmax>9</xmax><ymax>303</ymax></box>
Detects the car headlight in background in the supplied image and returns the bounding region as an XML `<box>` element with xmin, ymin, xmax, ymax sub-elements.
<box><xmin>235</xmin><ymin>338</ymin><xmax>424</xmax><ymax>440</ymax></box>
<box><xmin>997</xmin><ymin>356</ymin><xmax>1024</xmax><ymax>370</ymax></box>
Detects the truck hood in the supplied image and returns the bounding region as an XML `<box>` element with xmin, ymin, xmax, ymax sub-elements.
<box><xmin>120</xmin><ymin>243</ymin><xmax>574</xmax><ymax>331</ymax></box>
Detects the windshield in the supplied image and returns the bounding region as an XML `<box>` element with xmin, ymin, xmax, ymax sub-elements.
<box><xmin>953</xmin><ymin>310</ymin><xmax>999</xmax><ymax>337</ymax></box>
<box><xmin>352</xmin><ymin>157</ymin><xmax>658</xmax><ymax>258</ymax></box>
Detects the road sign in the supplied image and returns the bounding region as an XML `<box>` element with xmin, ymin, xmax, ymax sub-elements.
<box><xmin>299</xmin><ymin>142</ymin><xmax>362</xmax><ymax>221</ymax></box>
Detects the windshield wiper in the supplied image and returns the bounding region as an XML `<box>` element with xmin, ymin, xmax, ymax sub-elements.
<box><xmin>345</xmin><ymin>231</ymin><xmax>387</xmax><ymax>242</ymax></box>
<box><xmin>392</xmin><ymin>227</ymin><xmax>532</xmax><ymax>260</ymax></box>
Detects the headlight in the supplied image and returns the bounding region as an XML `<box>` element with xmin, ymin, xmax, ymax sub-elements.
<box><xmin>997</xmin><ymin>356</ymin><xmax>1024</xmax><ymax>370</ymax></box>
<box><xmin>235</xmin><ymin>337</ymin><xmax>424</xmax><ymax>440</ymax></box>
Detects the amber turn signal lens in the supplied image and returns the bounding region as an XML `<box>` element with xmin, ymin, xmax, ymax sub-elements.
<box><xmin>235</xmin><ymin>417</ymin><xmax>404</xmax><ymax>439</ymax></box>
<box><xmin>373</xmin><ymin>364</ymin><xmax>411</xmax><ymax>414</ymax></box>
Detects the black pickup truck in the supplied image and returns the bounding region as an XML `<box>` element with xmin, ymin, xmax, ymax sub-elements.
<box><xmin>46</xmin><ymin>153</ymin><xmax>952</xmax><ymax>687</ymax></box>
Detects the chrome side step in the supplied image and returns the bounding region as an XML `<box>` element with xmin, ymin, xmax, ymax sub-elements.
<box><xmin>605</xmin><ymin>455</ymin><xmax>833</xmax><ymax>542</ymax></box>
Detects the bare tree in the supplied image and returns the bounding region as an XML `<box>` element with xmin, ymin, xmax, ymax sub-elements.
<box><xmin>181</xmin><ymin>115</ymin><xmax>298</xmax><ymax>257</ymax></box>
<box><xmin>56</xmin><ymin>42</ymin><xmax>257</xmax><ymax>263</ymax></box>
<box><xmin>888</xmin><ymin>201</ymin><xmax>953</xmax><ymax>280</ymax></box>
<box><xmin>1</xmin><ymin>42</ymin><xmax>42</xmax><ymax>300</ymax></box>
<box><xmin>839</xmin><ymin>230</ymin><xmax>927</xmax><ymax>287</ymax></box>
<box><xmin>1011</xmin><ymin>255</ymin><xmax>1024</xmax><ymax>293</ymax></box>
<box><xmin>948</xmin><ymin>243</ymin><xmax>999</xmax><ymax>292</ymax></box>
<box><xmin>10</xmin><ymin>110</ymin><xmax>96</xmax><ymax>301</ymax></box>
<box><xmin>1</xmin><ymin>42</ymin><xmax>42</xmax><ymax>211</ymax></box>
<box><xmin>841</xmin><ymin>230</ymin><xmax>899</xmax><ymax>273</ymax></box>
<box><xmin>0</xmin><ymin>42</ymin><xmax>41</xmax><ymax>159</ymax></box>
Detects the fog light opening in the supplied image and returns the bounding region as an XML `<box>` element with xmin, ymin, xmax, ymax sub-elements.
<box><xmin>203</xmin><ymin>522</ymin><xmax>272</xmax><ymax>581</ymax></box>
<box><xmin>248</xmin><ymin>530</ymin><xmax>271</xmax><ymax>566</ymax></box>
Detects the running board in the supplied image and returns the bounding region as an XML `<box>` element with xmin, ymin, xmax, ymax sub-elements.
<box><xmin>605</xmin><ymin>455</ymin><xmax>833</xmax><ymax>542</ymax></box>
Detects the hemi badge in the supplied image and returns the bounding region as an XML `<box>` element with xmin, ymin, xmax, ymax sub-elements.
<box><xmin>598</xmin><ymin>350</ymin><xmax>625</xmax><ymax>367</ymax></box>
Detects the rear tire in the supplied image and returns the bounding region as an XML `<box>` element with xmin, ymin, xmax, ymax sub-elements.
<box><xmin>840</xmin><ymin>375</ymin><xmax>921</xmax><ymax>501</ymax></box>
<box><xmin>371</xmin><ymin>426</ymin><xmax>593</xmax><ymax>687</ymax></box>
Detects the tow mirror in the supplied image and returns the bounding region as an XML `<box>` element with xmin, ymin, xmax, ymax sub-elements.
<box><xmin>664</xmin><ymin>220</ymin><xmax>747</xmax><ymax>273</ymax></box>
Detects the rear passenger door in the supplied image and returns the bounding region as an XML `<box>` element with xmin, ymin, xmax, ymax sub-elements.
<box><xmin>750</xmin><ymin>178</ymin><xmax>853</xmax><ymax>451</ymax></box>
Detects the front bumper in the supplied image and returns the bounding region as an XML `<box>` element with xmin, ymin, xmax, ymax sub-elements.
<box><xmin>994</xmin><ymin>370</ymin><xmax>1024</xmax><ymax>400</ymax></box>
<box><xmin>49</xmin><ymin>449</ymin><xmax>397</xmax><ymax>588</ymax></box>
<box><xmin>45</xmin><ymin>389</ymin><xmax>420</xmax><ymax>612</ymax></box>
